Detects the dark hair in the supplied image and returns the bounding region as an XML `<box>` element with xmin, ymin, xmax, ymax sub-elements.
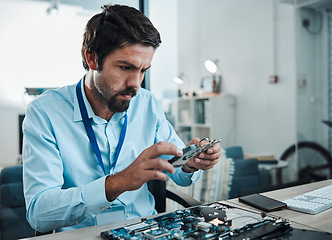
<box><xmin>81</xmin><ymin>4</ymin><xmax>162</xmax><ymax>71</ymax></box>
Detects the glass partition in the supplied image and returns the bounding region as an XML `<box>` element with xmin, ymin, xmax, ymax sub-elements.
<box><xmin>286</xmin><ymin>0</ymin><xmax>332</xmax><ymax>184</ymax></box>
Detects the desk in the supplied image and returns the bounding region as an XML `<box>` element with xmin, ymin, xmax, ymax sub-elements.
<box><xmin>258</xmin><ymin>159</ymin><xmax>288</xmax><ymax>171</ymax></box>
<box><xmin>24</xmin><ymin>180</ymin><xmax>332</xmax><ymax>239</ymax></box>
<box><xmin>258</xmin><ymin>160</ymin><xmax>288</xmax><ymax>185</ymax></box>
<box><xmin>227</xmin><ymin>179</ymin><xmax>332</xmax><ymax>233</ymax></box>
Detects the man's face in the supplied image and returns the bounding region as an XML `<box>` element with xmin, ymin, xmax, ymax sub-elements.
<box><xmin>93</xmin><ymin>44</ymin><xmax>154</xmax><ymax>113</ymax></box>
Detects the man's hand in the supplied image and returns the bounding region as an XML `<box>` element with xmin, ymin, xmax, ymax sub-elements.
<box><xmin>184</xmin><ymin>138</ymin><xmax>221</xmax><ymax>171</ymax></box>
<box><xmin>105</xmin><ymin>142</ymin><xmax>183</xmax><ymax>202</ymax></box>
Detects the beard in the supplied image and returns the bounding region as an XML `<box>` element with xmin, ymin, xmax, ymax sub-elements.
<box><xmin>107</xmin><ymin>86</ymin><xmax>137</xmax><ymax>113</ymax></box>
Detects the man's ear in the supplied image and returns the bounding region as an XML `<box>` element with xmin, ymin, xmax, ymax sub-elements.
<box><xmin>85</xmin><ymin>50</ymin><xmax>98</xmax><ymax>70</ymax></box>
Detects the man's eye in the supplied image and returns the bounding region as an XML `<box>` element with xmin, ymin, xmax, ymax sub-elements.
<box><xmin>120</xmin><ymin>66</ymin><xmax>130</xmax><ymax>71</ymax></box>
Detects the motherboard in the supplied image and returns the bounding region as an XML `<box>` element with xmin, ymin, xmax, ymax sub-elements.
<box><xmin>100</xmin><ymin>202</ymin><xmax>292</xmax><ymax>240</ymax></box>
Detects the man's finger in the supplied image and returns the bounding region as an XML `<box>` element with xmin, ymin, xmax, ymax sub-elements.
<box><xmin>143</xmin><ymin>141</ymin><xmax>183</xmax><ymax>159</ymax></box>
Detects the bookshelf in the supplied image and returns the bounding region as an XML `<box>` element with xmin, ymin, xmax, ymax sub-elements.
<box><xmin>174</xmin><ymin>94</ymin><xmax>236</xmax><ymax>147</ymax></box>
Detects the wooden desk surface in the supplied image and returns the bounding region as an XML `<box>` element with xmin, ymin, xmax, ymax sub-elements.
<box><xmin>24</xmin><ymin>218</ymin><xmax>142</xmax><ymax>240</ymax></box>
<box><xmin>24</xmin><ymin>179</ymin><xmax>332</xmax><ymax>239</ymax></box>
<box><xmin>227</xmin><ymin>179</ymin><xmax>332</xmax><ymax>233</ymax></box>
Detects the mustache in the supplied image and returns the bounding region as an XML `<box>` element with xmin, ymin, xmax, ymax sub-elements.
<box><xmin>118</xmin><ymin>87</ymin><xmax>137</xmax><ymax>97</ymax></box>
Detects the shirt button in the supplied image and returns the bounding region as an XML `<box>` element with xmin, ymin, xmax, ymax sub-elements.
<box><xmin>111</xmin><ymin>149</ymin><xmax>115</xmax><ymax>153</ymax></box>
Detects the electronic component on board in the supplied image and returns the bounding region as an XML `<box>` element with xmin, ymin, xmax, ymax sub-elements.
<box><xmin>168</xmin><ymin>138</ymin><xmax>221</xmax><ymax>167</ymax></box>
<box><xmin>100</xmin><ymin>202</ymin><xmax>293</xmax><ymax>240</ymax></box>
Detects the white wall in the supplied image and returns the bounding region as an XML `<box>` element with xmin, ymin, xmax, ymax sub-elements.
<box><xmin>149</xmin><ymin>0</ymin><xmax>178</xmax><ymax>110</ymax></box>
<box><xmin>178</xmin><ymin>0</ymin><xmax>297</xmax><ymax>157</ymax></box>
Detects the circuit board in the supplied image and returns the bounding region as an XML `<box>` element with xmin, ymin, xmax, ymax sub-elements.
<box><xmin>168</xmin><ymin>138</ymin><xmax>221</xmax><ymax>167</ymax></box>
<box><xmin>100</xmin><ymin>202</ymin><xmax>292</xmax><ymax>240</ymax></box>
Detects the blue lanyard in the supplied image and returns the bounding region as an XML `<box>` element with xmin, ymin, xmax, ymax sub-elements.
<box><xmin>76</xmin><ymin>80</ymin><xmax>127</xmax><ymax>175</ymax></box>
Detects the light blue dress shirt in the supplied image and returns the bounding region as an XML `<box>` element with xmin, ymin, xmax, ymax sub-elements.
<box><xmin>22</xmin><ymin>78</ymin><xmax>201</xmax><ymax>233</ymax></box>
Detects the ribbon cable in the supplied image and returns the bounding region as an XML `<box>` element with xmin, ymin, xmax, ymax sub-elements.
<box><xmin>76</xmin><ymin>80</ymin><xmax>127</xmax><ymax>175</ymax></box>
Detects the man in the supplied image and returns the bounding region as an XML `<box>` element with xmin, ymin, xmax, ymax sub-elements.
<box><xmin>22</xmin><ymin>4</ymin><xmax>221</xmax><ymax>233</ymax></box>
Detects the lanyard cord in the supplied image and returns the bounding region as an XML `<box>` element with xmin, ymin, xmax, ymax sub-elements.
<box><xmin>76</xmin><ymin>80</ymin><xmax>127</xmax><ymax>175</ymax></box>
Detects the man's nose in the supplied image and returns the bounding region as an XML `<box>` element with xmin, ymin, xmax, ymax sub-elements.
<box><xmin>127</xmin><ymin>71</ymin><xmax>143</xmax><ymax>88</ymax></box>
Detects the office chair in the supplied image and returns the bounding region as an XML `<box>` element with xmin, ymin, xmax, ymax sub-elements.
<box><xmin>0</xmin><ymin>165</ymin><xmax>35</xmax><ymax>240</ymax></box>
<box><xmin>224</xmin><ymin>146</ymin><xmax>244</xmax><ymax>160</ymax></box>
<box><xmin>147</xmin><ymin>179</ymin><xmax>201</xmax><ymax>213</ymax></box>
<box><xmin>227</xmin><ymin>158</ymin><xmax>270</xmax><ymax>198</ymax></box>
<box><xmin>224</xmin><ymin>146</ymin><xmax>271</xmax><ymax>199</ymax></box>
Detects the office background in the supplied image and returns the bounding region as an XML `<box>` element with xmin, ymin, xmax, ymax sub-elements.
<box><xmin>0</xmin><ymin>0</ymin><xmax>330</xmax><ymax>173</ymax></box>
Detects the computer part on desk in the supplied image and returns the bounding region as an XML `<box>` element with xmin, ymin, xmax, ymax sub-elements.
<box><xmin>101</xmin><ymin>202</ymin><xmax>293</xmax><ymax>240</ymax></box>
<box><xmin>283</xmin><ymin>184</ymin><xmax>332</xmax><ymax>214</ymax></box>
